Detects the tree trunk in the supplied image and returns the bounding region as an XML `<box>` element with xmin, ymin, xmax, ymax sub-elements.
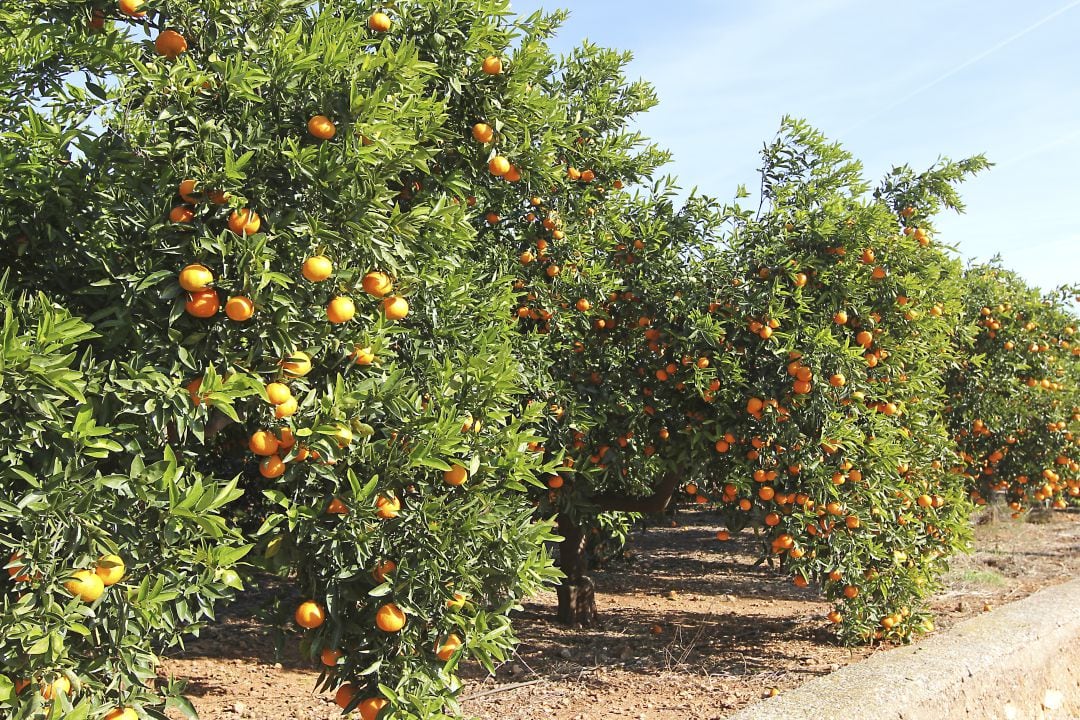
<box><xmin>555</xmin><ymin>512</ymin><xmax>597</xmax><ymax>626</ymax></box>
<box><xmin>554</xmin><ymin>472</ymin><xmax>682</xmax><ymax>626</ymax></box>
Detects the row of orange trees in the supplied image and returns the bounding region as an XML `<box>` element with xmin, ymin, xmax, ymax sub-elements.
<box><xmin>1</xmin><ymin>1</ymin><xmax>1077</xmax><ymax>719</ymax></box>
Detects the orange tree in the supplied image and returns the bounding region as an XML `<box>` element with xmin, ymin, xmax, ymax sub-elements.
<box><xmin>946</xmin><ymin>263</ymin><xmax>1080</xmax><ymax>511</ymax></box>
<box><xmin>0</xmin><ymin>1</ymin><xmax>600</xmax><ymax>718</ymax></box>
<box><xmin>512</xmin><ymin>116</ymin><xmax>993</xmax><ymax>642</ymax></box>
<box><xmin>686</xmin><ymin>119</ymin><xmax>988</xmax><ymax>643</ymax></box>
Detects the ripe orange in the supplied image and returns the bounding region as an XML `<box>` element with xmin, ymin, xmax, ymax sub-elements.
<box><xmin>259</xmin><ymin>455</ymin><xmax>285</xmax><ymax>478</ymax></box>
<box><xmin>155</xmin><ymin>30</ymin><xmax>188</xmax><ymax>59</ymax></box>
<box><xmin>575</xmin><ymin>298</ymin><xmax>591</xmax><ymax>312</ymax></box>
<box><xmin>65</xmin><ymin>569</ymin><xmax>105</xmax><ymax>602</ymax></box>
<box><xmin>444</xmin><ymin>464</ymin><xmax>468</xmax><ymax>486</ymax></box>
<box><xmin>178</xmin><ymin>179</ymin><xmax>200</xmax><ymax>203</ymax></box>
<box><xmin>119</xmin><ymin>0</ymin><xmax>145</xmax><ymax>17</ymax></box>
<box><xmin>228</xmin><ymin>208</ymin><xmax>261</xmax><ymax>235</ymax></box>
<box><xmin>372</xmin><ymin>559</ymin><xmax>395</xmax><ymax>582</ymax></box>
<box><xmin>436</xmin><ymin>633</ymin><xmax>462</xmax><ymax>661</ymax></box>
<box><xmin>281</xmin><ymin>350</ymin><xmax>312</xmax><ymax>377</ymax></box>
<box><xmin>481</xmin><ymin>55</ymin><xmax>503</xmax><ymax>75</ymax></box>
<box><xmin>488</xmin><ymin>155</ymin><xmax>511</xmax><ymax>176</ymax></box>
<box><xmin>178</xmin><ymin>263</ymin><xmax>213</xmax><ymax>292</ymax></box>
<box><xmin>225</xmin><ymin>296</ymin><xmax>254</xmax><ymax>321</ymax></box>
<box><xmin>715</xmin><ymin>530</ymin><xmax>730</xmax><ymax>541</ymax></box>
<box><xmin>833</xmin><ymin>310</ymin><xmax>848</xmax><ymax>325</ymax></box>
<box><xmin>275</xmin><ymin>397</ymin><xmax>298</xmax><ymax>418</ymax></box>
<box><xmin>358</xmin><ymin>697</ymin><xmax>389</xmax><ymax>720</ymax></box>
<box><xmin>472</xmin><ymin>123</ymin><xmax>494</xmax><ymax>143</ymax></box>
<box><xmin>185</xmin><ymin>289</ymin><xmax>220</xmax><ymax>318</ymax></box>
<box><xmin>104</xmin><ymin>709</ymin><xmax>138</xmax><ymax>720</ymax></box>
<box><xmin>829</xmin><ymin>373</ymin><xmax>846</xmax><ymax>387</ymax></box>
<box><xmin>320</xmin><ymin>648</ymin><xmax>343</xmax><ymax>667</ymax></box>
<box><xmin>7</xmin><ymin>553</ymin><xmax>29</xmax><ymax>582</ymax></box>
<box><xmin>266</xmin><ymin>382</ymin><xmax>291</xmax><ymax>405</ymax></box>
<box><xmin>447</xmin><ymin>592</ymin><xmax>467</xmax><ymax>610</ymax></box>
<box><xmin>307</xmin><ymin>115</ymin><xmax>336</xmax><ymax>140</ymax></box>
<box><xmin>375</xmin><ymin>602</ymin><xmax>406</xmax><ymax>632</ymax></box>
<box><xmin>327</xmin><ymin>296</ymin><xmax>356</xmax><ymax>324</ymax></box>
<box><xmin>41</xmin><ymin>675</ymin><xmax>71</xmax><ymax>700</ymax></box>
<box><xmin>546</xmin><ymin>474</ymin><xmax>564</xmax><ymax>489</ymax></box>
<box><xmin>375</xmin><ymin>495</ymin><xmax>401</xmax><ymax>519</ymax></box>
<box><xmin>95</xmin><ymin>555</ymin><xmax>125</xmax><ymax>586</ymax></box>
<box><xmin>368</xmin><ymin>11</ymin><xmax>391</xmax><ymax>32</ymax></box>
<box><xmin>249</xmin><ymin>430</ymin><xmax>280</xmax><ymax>456</ymax></box>
<box><xmin>295</xmin><ymin>600</ymin><xmax>326</xmax><ymax>629</ymax></box>
<box><xmin>302</xmin><ymin>255</ymin><xmax>333</xmax><ymax>282</ymax></box>
<box><xmin>278</xmin><ymin>427</ymin><xmax>295</xmax><ymax>452</ymax></box>
<box><xmin>504</xmin><ymin>165</ymin><xmax>521</xmax><ymax>182</ymax></box>
<box><xmin>362</xmin><ymin>271</ymin><xmax>393</xmax><ymax>297</ymax></box>
<box><xmin>327</xmin><ymin>498</ymin><xmax>349</xmax><ymax>515</ymax></box>
<box><xmin>335</xmin><ymin>684</ymin><xmax>357</xmax><ymax>710</ymax></box>
<box><xmin>169</xmin><ymin>205</ymin><xmax>194</xmax><ymax>223</ymax></box>
<box><xmin>352</xmin><ymin>346</ymin><xmax>375</xmax><ymax>365</ymax></box>
<box><xmin>855</xmin><ymin>330</ymin><xmax>873</xmax><ymax>348</ymax></box>
<box><xmin>382</xmin><ymin>296</ymin><xmax>409</xmax><ymax>320</ymax></box>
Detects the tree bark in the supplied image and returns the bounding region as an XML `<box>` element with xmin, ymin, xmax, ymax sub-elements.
<box><xmin>554</xmin><ymin>472</ymin><xmax>682</xmax><ymax>626</ymax></box>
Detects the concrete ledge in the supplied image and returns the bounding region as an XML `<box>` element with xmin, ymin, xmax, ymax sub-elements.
<box><xmin>728</xmin><ymin>578</ymin><xmax>1080</xmax><ymax>720</ymax></box>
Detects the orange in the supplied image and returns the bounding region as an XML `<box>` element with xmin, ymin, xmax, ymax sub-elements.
<box><xmin>275</xmin><ymin>397</ymin><xmax>298</xmax><ymax>418</ymax></box>
<box><xmin>504</xmin><ymin>165</ymin><xmax>521</xmax><ymax>182</ymax></box>
<box><xmin>95</xmin><ymin>555</ymin><xmax>125</xmax><ymax>586</ymax></box>
<box><xmin>7</xmin><ymin>553</ymin><xmax>29</xmax><ymax>582</ymax></box>
<box><xmin>352</xmin><ymin>346</ymin><xmax>375</xmax><ymax>365</ymax></box>
<box><xmin>375</xmin><ymin>495</ymin><xmax>400</xmax><ymax>519</ymax></box>
<box><xmin>278</xmin><ymin>427</ymin><xmax>295</xmax><ymax>452</ymax></box>
<box><xmin>444</xmin><ymin>464</ymin><xmax>468</xmax><ymax>486</ymax></box>
<box><xmin>843</xmin><ymin>585</ymin><xmax>859</xmax><ymax>599</ymax></box>
<box><xmin>41</xmin><ymin>675</ymin><xmax>71</xmax><ymax>700</ymax></box>
<box><xmin>335</xmin><ymin>684</ymin><xmax>357</xmax><ymax>710</ymax></box>
<box><xmin>185</xmin><ymin>289</ymin><xmax>220</xmax><ymax>318</ymax></box>
<box><xmin>155</xmin><ymin>30</ymin><xmax>188</xmax><ymax>59</ymax></box>
<box><xmin>249</xmin><ymin>430</ymin><xmax>280</xmax><ymax>456</ymax></box>
<box><xmin>435</xmin><ymin>633</ymin><xmax>462</xmax><ymax>661</ymax></box>
<box><xmin>327</xmin><ymin>498</ymin><xmax>349</xmax><ymax>515</ymax></box>
<box><xmin>829</xmin><ymin>373</ymin><xmax>845</xmax><ymax>387</ymax></box>
<box><xmin>225</xmin><ymin>296</ymin><xmax>254</xmax><ymax>321</ymax></box>
<box><xmin>382</xmin><ymin>296</ymin><xmax>409</xmax><ymax>320</ymax></box>
<box><xmin>89</xmin><ymin>9</ymin><xmax>106</xmax><ymax>30</ymax></box>
<box><xmin>281</xmin><ymin>350</ymin><xmax>312</xmax><ymax>377</ymax></box>
<box><xmin>447</xmin><ymin>592</ymin><xmax>467</xmax><ymax>609</ymax></box>
<box><xmin>368</xmin><ymin>11</ymin><xmax>391</xmax><ymax>32</ymax></box>
<box><xmin>320</xmin><ymin>648</ymin><xmax>343</xmax><ymax>667</ymax></box>
<box><xmin>472</xmin><ymin>123</ymin><xmax>494</xmax><ymax>143</ymax></box>
<box><xmin>327</xmin><ymin>296</ymin><xmax>356</xmax><ymax>324</ymax></box>
<box><xmin>546</xmin><ymin>475</ymin><xmax>564</xmax><ymax>489</ymax></box>
<box><xmin>307</xmin><ymin>115</ymin><xmax>336</xmax><ymax>140</ymax></box>
<box><xmin>362</xmin><ymin>271</ymin><xmax>393</xmax><ymax>297</ymax></box>
<box><xmin>575</xmin><ymin>298</ymin><xmax>591</xmax><ymax>312</ymax></box>
<box><xmin>481</xmin><ymin>55</ymin><xmax>503</xmax><ymax>75</ymax></box>
<box><xmin>833</xmin><ymin>310</ymin><xmax>848</xmax><ymax>325</ymax></box>
<box><xmin>266</xmin><ymin>382</ymin><xmax>292</xmax><ymax>405</ymax></box>
<box><xmin>488</xmin><ymin>155</ymin><xmax>511</xmax><ymax>176</ymax></box>
<box><xmin>855</xmin><ymin>330</ymin><xmax>873</xmax><ymax>348</ymax></box>
<box><xmin>65</xmin><ymin>569</ymin><xmax>105</xmax><ymax>602</ymax></box>
<box><xmin>715</xmin><ymin>530</ymin><xmax>730</xmax><ymax>541</ymax></box>
<box><xmin>358</xmin><ymin>697</ymin><xmax>389</xmax><ymax>720</ymax></box>
<box><xmin>119</xmin><ymin>0</ymin><xmax>145</xmax><ymax>17</ymax></box>
<box><xmin>178</xmin><ymin>179</ymin><xmax>200</xmax><ymax>203</ymax></box>
<box><xmin>259</xmin><ymin>455</ymin><xmax>285</xmax><ymax>478</ymax></box>
<box><xmin>372</xmin><ymin>560</ymin><xmax>396</xmax><ymax>582</ymax></box>
<box><xmin>228</xmin><ymin>208</ymin><xmax>261</xmax><ymax>235</ymax></box>
<box><xmin>375</xmin><ymin>602</ymin><xmax>406</xmax><ymax>632</ymax></box>
<box><xmin>178</xmin><ymin>263</ymin><xmax>213</xmax><ymax>292</ymax></box>
<box><xmin>302</xmin><ymin>255</ymin><xmax>333</xmax><ymax>282</ymax></box>
<box><xmin>104</xmin><ymin>709</ymin><xmax>138</xmax><ymax>720</ymax></box>
<box><xmin>169</xmin><ymin>205</ymin><xmax>194</xmax><ymax>223</ymax></box>
<box><xmin>294</xmin><ymin>600</ymin><xmax>326</xmax><ymax>629</ymax></box>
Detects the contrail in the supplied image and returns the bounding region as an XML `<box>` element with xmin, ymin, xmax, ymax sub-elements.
<box><xmin>844</xmin><ymin>0</ymin><xmax>1080</xmax><ymax>134</ymax></box>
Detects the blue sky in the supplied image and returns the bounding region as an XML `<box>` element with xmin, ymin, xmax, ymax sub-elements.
<box><xmin>512</xmin><ymin>0</ymin><xmax>1080</xmax><ymax>292</ymax></box>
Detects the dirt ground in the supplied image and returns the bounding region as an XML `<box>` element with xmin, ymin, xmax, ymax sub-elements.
<box><xmin>160</xmin><ymin>507</ymin><xmax>1080</xmax><ymax>720</ymax></box>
